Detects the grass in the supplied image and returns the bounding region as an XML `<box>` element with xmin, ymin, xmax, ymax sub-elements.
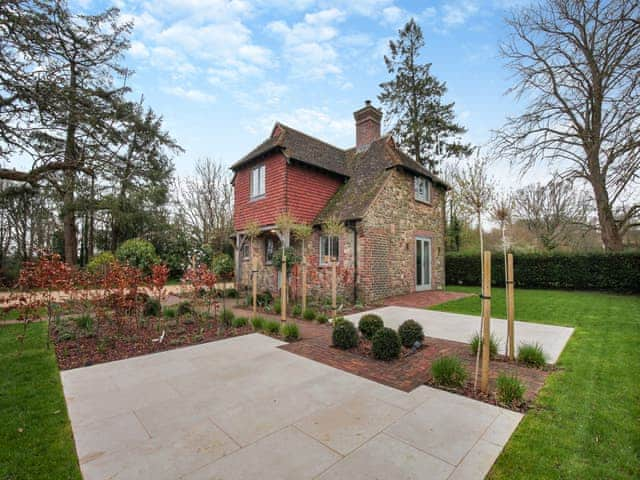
<box><xmin>432</xmin><ymin>286</ymin><xmax>640</xmax><ymax>479</ymax></box>
<box><xmin>0</xmin><ymin>323</ymin><xmax>81</xmax><ymax>480</ymax></box>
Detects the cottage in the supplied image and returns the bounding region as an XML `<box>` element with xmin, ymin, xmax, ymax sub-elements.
<box><xmin>231</xmin><ymin>101</ymin><xmax>448</xmax><ymax>305</ymax></box>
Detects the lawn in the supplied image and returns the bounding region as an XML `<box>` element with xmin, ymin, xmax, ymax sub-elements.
<box><xmin>0</xmin><ymin>322</ymin><xmax>81</xmax><ymax>480</ymax></box>
<box><xmin>432</xmin><ymin>286</ymin><xmax>640</xmax><ymax>480</ymax></box>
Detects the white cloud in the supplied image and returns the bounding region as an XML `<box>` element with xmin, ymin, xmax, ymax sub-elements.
<box><xmin>129</xmin><ymin>41</ymin><xmax>149</xmax><ymax>59</ymax></box>
<box><xmin>382</xmin><ymin>5</ymin><xmax>405</xmax><ymax>25</ymax></box>
<box><xmin>267</xmin><ymin>8</ymin><xmax>347</xmax><ymax>79</ymax></box>
<box><xmin>162</xmin><ymin>86</ymin><xmax>216</xmax><ymax>103</ymax></box>
<box><xmin>442</xmin><ymin>1</ymin><xmax>479</xmax><ymax>26</ymax></box>
<box><xmin>247</xmin><ymin>107</ymin><xmax>353</xmax><ymax>147</ymax></box>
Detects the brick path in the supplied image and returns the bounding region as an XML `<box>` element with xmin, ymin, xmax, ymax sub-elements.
<box><xmin>282</xmin><ymin>320</ymin><xmax>548</xmax><ymax>402</ymax></box>
<box><xmin>383</xmin><ymin>290</ymin><xmax>472</xmax><ymax>308</ymax></box>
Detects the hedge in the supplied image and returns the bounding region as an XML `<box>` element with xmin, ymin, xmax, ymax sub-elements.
<box><xmin>446</xmin><ymin>252</ymin><xmax>640</xmax><ymax>292</ymax></box>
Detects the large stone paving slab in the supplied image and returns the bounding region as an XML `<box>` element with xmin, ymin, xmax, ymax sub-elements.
<box><xmin>61</xmin><ymin>333</ymin><xmax>523</xmax><ymax>480</ymax></box>
<box><xmin>345</xmin><ymin>306</ymin><xmax>573</xmax><ymax>363</ymax></box>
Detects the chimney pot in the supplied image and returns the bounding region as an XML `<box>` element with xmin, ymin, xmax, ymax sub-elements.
<box><xmin>354</xmin><ymin>101</ymin><xmax>382</xmax><ymax>150</ymax></box>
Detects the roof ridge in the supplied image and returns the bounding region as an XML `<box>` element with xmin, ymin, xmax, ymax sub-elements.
<box><xmin>276</xmin><ymin>122</ymin><xmax>347</xmax><ymax>153</ymax></box>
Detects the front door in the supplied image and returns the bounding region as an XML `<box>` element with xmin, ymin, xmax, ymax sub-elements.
<box><xmin>416</xmin><ymin>237</ymin><xmax>431</xmax><ymax>291</ymax></box>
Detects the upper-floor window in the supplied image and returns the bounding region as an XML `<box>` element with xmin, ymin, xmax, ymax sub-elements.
<box><xmin>414</xmin><ymin>176</ymin><xmax>431</xmax><ymax>203</ymax></box>
<box><xmin>251</xmin><ymin>164</ymin><xmax>266</xmax><ymax>199</ymax></box>
<box><xmin>319</xmin><ymin>235</ymin><xmax>339</xmax><ymax>266</ymax></box>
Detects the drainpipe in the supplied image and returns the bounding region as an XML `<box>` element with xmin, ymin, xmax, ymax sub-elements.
<box><xmin>348</xmin><ymin>220</ymin><xmax>359</xmax><ymax>303</ymax></box>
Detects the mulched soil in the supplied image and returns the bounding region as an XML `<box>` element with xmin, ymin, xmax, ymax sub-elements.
<box><xmin>54</xmin><ymin>317</ymin><xmax>254</xmax><ymax>370</ymax></box>
<box><xmin>281</xmin><ymin>319</ymin><xmax>551</xmax><ymax>412</ymax></box>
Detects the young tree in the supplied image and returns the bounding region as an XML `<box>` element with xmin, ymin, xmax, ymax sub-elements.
<box><xmin>514</xmin><ymin>179</ymin><xmax>588</xmax><ymax>251</ymax></box>
<box><xmin>496</xmin><ymin>0</ymin><xmax>640</xmax><ymax>251</ymax></box>
<box><xmin>452</xmin><ymin>153</ymin><xmax>495</xmax><ymax>273</ymax></box>
<box><xmin>378</xmin><ymin>18</ymin><xmax>471</xmax><ymax>173</ymax></box>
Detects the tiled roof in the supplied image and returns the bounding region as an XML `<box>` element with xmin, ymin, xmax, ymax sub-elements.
<box><xmin>232</xmin><ymin>123</ymin><xmax>448</xmax><ymax>224</ymax></box>
<box><xmin>230</xmin><ymin>123</ymin><xmax>349</xmax><ymax>176</ymax></box>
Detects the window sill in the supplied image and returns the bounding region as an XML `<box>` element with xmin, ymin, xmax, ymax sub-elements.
<box><xmin>415</xmin><ymin>198</ymin><xmax>432</xmax><ymax>205</ymax></box>
<box><xmin>249</xmin><ymin>194</ymin><xmax>266</xmax><ymax>202</ymax></box>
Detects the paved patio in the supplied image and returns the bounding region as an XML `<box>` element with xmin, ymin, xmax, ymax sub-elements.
<box><xmin>62</xmin><ymin>333</ymin><xmax>522</xmax><ymax>480</ymax></box>
<box><xmin>344</xmin><ymin>306</ymin><xmax>574</xmax><ymax>363</ymax></box>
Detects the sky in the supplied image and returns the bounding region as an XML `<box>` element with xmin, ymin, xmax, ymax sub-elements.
<box><xmin>72</xmin><ymin>0</ymin><xmax>548</xmax><ymax>186</ymax></box>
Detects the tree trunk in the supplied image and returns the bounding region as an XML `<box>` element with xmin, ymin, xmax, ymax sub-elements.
<box><xmin>63</xmin><ymin>185</ymin><xmax>77</xmax><ymax>264</ymax></box>
<box><xmin>589</xmin><ymin>161</ymin><xmax>623</xmax><ymax>251</ymax></box>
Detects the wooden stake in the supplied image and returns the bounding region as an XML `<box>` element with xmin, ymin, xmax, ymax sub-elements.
<box><xmin>301</xmin><ymin>256</ymin><xmax>307</xmax><ymax>312</ymax></box>
<box><xmin>507</xmin><ymin>253</ymin><xmax>515</xmax><ymax>360</ymax></box>
<box><xmin>331</xmin><ymin>259</ymin><xmax>337</xmax><ymax>322</ymax></box>
<box><xmin>480</xmin><ymin>250</ymin><xmax>492</xmax><ymax>394</ymax></box>
<box><xmin>252</xmin><ymin>256</ymin><xmax>257</xmax><ymax>318</ymax></box>
<box><xmin>281</xmin><ymin>251</ymin><xmax>287</xmax><ymax>322</ymax></box>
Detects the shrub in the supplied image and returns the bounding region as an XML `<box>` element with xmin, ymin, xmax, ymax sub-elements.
<box><xmin>281</xmin><ymin>322</ymin><xmax>300</xmax><ymax>341</ymax></box>
<box><xmin>143</xmin><ymin>298</ymin><xmax>161</xmax><ymax>317</ymax></box>
<box><xmin>332</xmin><ymin>316</ymin><xmax>346</xmax><ymax>328</ymax></box>
<box><xmin>470</xmin><ymin>332</ymin><xmax>500</xmax><ymax>359</ymax></box>
<box><xmin>264</xmin><ymin>320</ymin><xmax>281</xmax><ymax>335</ymax></box>
<box><xmin>257</xmin><ymin>291</ymin><xmax>273</xmax><ymax>307</ymax></box>
<box><xmin>273</xmin><ymin>299</ymin><xmax>282</xmax><ymax>314</ymax></box>
<box><xmin>302</xmin><ymin>308</ymin><xmax>316</xmax><ymax>321</ymax></box>
<box><xmin>220</xmin><ymin>309</ymin><xmax>234</xmax><ymax>326</ymax></box>
<box><xmin>115</xmin><ymin>238</ymin><xmax>159</xmax><ymax>274</ymax></box>
<box><xmin>518</xmin><ymin>342</ymin><xmax>546</xmax><ymax>367</ymax></box>
<box><xmin>163</xmin><ymin>307</ymin><xmax>176</xmax><ymax>319</ymax></box>
<box><xmin>431</xmin><ymin>356</ymin><xmax>468</xmax><ymax>388</ymax></box>
<box><xmin>316</xmin><ymin>313</ymin><xmax>328</xmax><ymax>324</ymax></box>
<box><xmin>496</xmin><ymin>373</ymin><xmax>526</xmax><ymax>406</ymax></box>
<box><xmin>251</xmin><ymin>316</ymin><xmax>265</xmax><ymax>330</ymax></box>
<box><xmin>74</xmin><ymin>314</ymin><xmax>93</xmax><ymax>331</ymax></box>
<box><xmin>445</xmin><ymin>251</ymin><xmax>640</xmax><ymax>293</ymax></box>
<box><xmin>224</xmin><ymin>288</ymin><xmax>238</xmax><ymax>298</ymax></box>
<box><xmin>212</xmin><ymin>253</ymin><xmax>234</xmax><ymax>277</ymax></box>
<box><xmin>176</xmin><ymin>301</ymin><xmax>193</xmax><ymax>316</ymax></box>
<box><xmin>87</xmin><ymin>251</ymin><xmax>116</xmax><ymax>275</ymax></box>
<box><xmin>358</xmin><ymin>314</ymin><xmax>384</xmax><ymax>340</ymax></box>
<box><xmin>372</xmin><ymin>327</ymin><xmax>401</xmax><ymax>361</ymax></box>
<box><xmin>232</xmin><ymin>316</ymin><xmax>248</xmax><ymax>328</ymax></box>
<box><xmin>292</xmin><ymin>304</ymin><xmax>302</xmax><ymax>317</ymax></box>
<box><xmin>398</xmin><ymin>319</ymin><xmax>425</xmax><ymax>348</ymax></box>
<box><xmin>332</xmin><ymin>320</ymin><xmax>358</xmax><ymax>349</ymax></box>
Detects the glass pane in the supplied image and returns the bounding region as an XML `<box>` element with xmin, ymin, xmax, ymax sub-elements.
<box><xmin>424</xmin><ymin>241</ymin><xmax>430</xmax><ymax>286</ymax></box>
<box><xmin>331</xmin><ymin>237</ymin><xmax>339</xmax><ymax>259</ymax></box>
<box><xmin>416</xmin><ymin>239</ymin><xmax>422</xmax><ymax>285</ymax></box>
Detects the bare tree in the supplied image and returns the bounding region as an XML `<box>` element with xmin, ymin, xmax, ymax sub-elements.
<box><xmin>514</xmin><ymin>178</ymin><xmax>589</xmax><ymax>251</ymax></box>
<box><xmin>176</xmin><ymin>158</ymin><xmax>233</xmax><ymax>252</ymax></box>
<box><xmin>495</xmin><ymin>0</ymin><xmax>640</xmax><ymax>251</ymax></box>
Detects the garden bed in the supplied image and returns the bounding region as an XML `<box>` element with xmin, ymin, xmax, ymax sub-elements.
<box><xmin>53</xmin><ymin>314</ymin><xmax>255</xmax><ymax>370</ymax></box>
<box><xmin>282</xmin><ymin>320</ymin><xmax>551</xmax><ymax>412</ymax></box>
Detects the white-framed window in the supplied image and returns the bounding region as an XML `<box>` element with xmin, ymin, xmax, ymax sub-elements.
<box><xmin>265</xmin><ymin>237</ymin><xmax>275</xmax><ymax>264</ymax></box>
<box><xmin>250</xmin><ymin>164</ymin><xmax>266</xmax><ymax>199</ymax></box>
<box><xmin>241</xmin><ymin>242</ymin><xmax>250</xmax><ymax>260</ymax></box>
<box><xmin>319</xmin><ymin>235</ymin><xmax>339</xmax><ymax>265</ymax></box>
<box><xmin>414</xmin><ymin>176</ymin><xmax>431</xmax><ymax>203</ymax></box>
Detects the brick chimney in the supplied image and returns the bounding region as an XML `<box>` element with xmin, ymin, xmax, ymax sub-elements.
<box><xmin>354</xmin><ymin>100</ymin><xmax>382</xmax><ymax>150</ymax></box>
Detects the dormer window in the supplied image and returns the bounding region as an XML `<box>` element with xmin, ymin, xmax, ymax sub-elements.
<box><xmin>414</xmin><ymin>176</ymin><xmax>431</xmax><ymax>203</ymax></box>
<box><xmin>251</xmin><ymin>164</ymin><xmax>266</xmax><ymax>199</ymax></box>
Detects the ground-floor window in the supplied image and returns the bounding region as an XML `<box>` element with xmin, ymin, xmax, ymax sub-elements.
<box><xmin>319</xmin><ymin>235</ymin><xmax>339</xmax><ymax>265</ymax></box>
<box><xmin>265</xmin><ymin>237</ymin><xmax>276</xmax><ymax>264</ymax></box>
<box><xmin>241</xmin><ymin>242</ymin><xmax>250</xmax><ymax>260</ymax></box>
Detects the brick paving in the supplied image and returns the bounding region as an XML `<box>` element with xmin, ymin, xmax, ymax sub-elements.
<box><xmin>282</xmin><ymin>320</ymin><xmax>549</xmax><ymax>405</ymax></box>
<box><xmin>383</xmin><ymin>290</ymin><xmax>472</xmax><ymax>308</ymax></box>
